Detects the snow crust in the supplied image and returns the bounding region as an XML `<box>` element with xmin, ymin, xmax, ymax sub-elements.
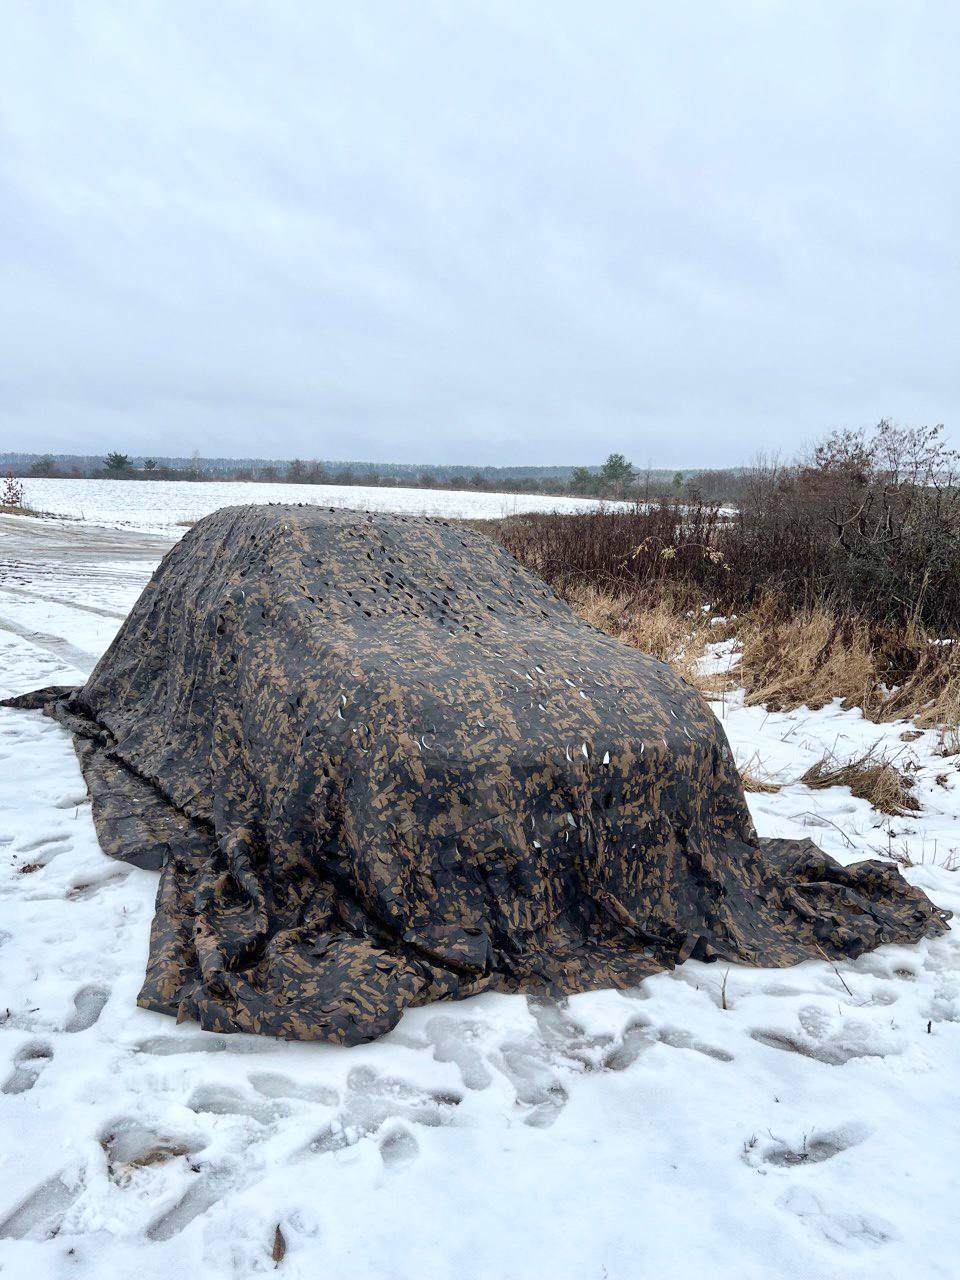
<box><xmin>1</xmin><ymin>514</ymin><xmax>958</xmax><ymax>1279</ymax></box>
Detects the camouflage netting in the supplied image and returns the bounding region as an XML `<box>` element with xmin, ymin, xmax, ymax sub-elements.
<box><xmin>5</xmin><ymin>506</ymin><xmax>949</xmax><ymax>1043</ymax></box>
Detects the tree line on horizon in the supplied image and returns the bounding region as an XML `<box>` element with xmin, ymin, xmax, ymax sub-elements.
<box><xmin>8</xmin><ymin>449</ymin><xmax>764</xmax><ymax>503</ymax></box>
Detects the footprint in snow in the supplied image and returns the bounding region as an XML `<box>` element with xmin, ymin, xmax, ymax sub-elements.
<box><xmin>0</xmin><ymin>1174</ymin><xmax>82</xmax><ymax>1240</ymax></box>
<box><xmin>100</xmin><ymin>1119</ymin><xmax>205</xmax><ymax>1183</ymax></box>
<box><xmin>0</xmin><ymin>986</ymin><xmax>108</xmax><ymax>1037</ymax></box>
<box><xmin>248</xmin><ymin>1070</ymin><xmax>339</xmax><ymax>1106</ymax></box>
<box><xmin>379</xmin><ymin>1124</ymin><xmax>420</xmax><ymax>1168</ymax></box>
<box><xmin>778</xmin><ymin>1186</ymin><xmax>895</xmax><ymax>1248</ymax></box>
<box><xmin>1</xmin><ymin>1040</ymin><xmax>53</xmax><ymax>1095</ymax></box>
<box><xmin>66</xmin><ymin>870</ymin><xmax>130</xmax><ymax>900</ymax></box>
<box><xmin>424</xmin><ymin>1015</ymin><xmax>493</xmax><ymax>1091</ymax></box>
<box><xmin>12</xmin><ymin>833</ymin><xmax>72</xmax><ymax>874</ymax></box>
<box><xmin>655</xmin><ymin>1026</ymin><xmax>734</xmax><ymax>1062</ymax></box>
<box><xmin>188</xmin><ymin>1082</ymin><xmax>289</xmax><ymax>1125</ymax></box>
<box><xmin>602</xmin><ymin>1020</ymin><xmax>654</xmax><ymax>1072</ymax></box>
<box><xmin>301</xmin><ymin>1065</ymin><xmax>461</xmax><ymax>1158</ymax></box>
<box><xmin>600</xmin><ymin>1019</ymin><xmax>733</xmax><ymax>1072</ymax></box>
<box><xmin>132</xmin><ymin>1092</ymin><xmax>289</xmax><ymax>1241</ymax></box>
<box><xmin>64</xmin><ymin>984</ymin><xmax>109</xmax><ymax>1032</ymax></box>
<box><xmin>492</xmin><ymin>995</ymin><xmax>629</xmax><ymax>1126</ymax></box>
<box><xmin>15</xmin><ymin>832</ymin><xmax>72</xmax><ymax>856</ymax></box>
<box><xmin>744</xmin><ymin>1124</ymin><xmax>870</xmax><ymax>1170</ymax></box>
<box><xmin>749</xmin><ymin>1028</ymin><xmax>889</xmax><ymax>1066</ymax></box>
<box><xmin>522</xmin><ymin>1082</ymin><xmax>569</xmax><ymax>1128</ymax></box>
<box><xmin>146</xmin><ymin>1163</ymin><xmax>238</xmax><ymax>1242</ymax></box>
<box><xmin>135</xmin><ymin>1032</ymin><xmax>267</xmax><ymax>1056</ymax></box>
<box><xmin>797</xmin><ymin>1006</ymin><xmax>832</xmax><ymax>1038</ymax></box>
<box><xmin>749</xmin><ymin>1003</ymin><xmax>896</xmax><ymax>1066</ymax></box>
<box><xmin>526</xmin><ymin>995</ymin><xmax>615</xmax><ymax>1066</ymax></box>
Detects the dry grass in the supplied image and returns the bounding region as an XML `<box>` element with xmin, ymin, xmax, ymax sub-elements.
<box><xmin>800</xmin><ymin>748</ymin><xmax>920</xmax><ymax>816</ymax></box>
<box><xmin>740</xmin><ymin>609</ymin><xmax>960</xmax><ymax>728</ymax></box>
<box><xmin>558</xmin><ymin>582</ymin><xmax>960</xmax><ymax>737</ymax></box>
<box><xmin>873</xmin><ymin>633</ymin><xmax>960</xmax><ymax>728</ymax></box>
<box><xmin>483</xmin><ymin>506</ymin><xmax>960</xmax><ymax>731</ymax></box>
<box><xmin>736</xmin><ymin>601</ymin><xmax>878</xmax><ymax>713</ymax></box>
<box><xmin>735</xmin><ymin>750</ymin><xmax>783</xmax><ymax>793</ymax></box>
<box><xmin>739</xmin><ymin>769</ymin><xmax>782</xmax><ymax>794</ymax></box>
<box><xmin>562</xmin><ymin>586</ymin><xmax>884</xmax><ymax>714</ymax></box>
<box><xmin>0</xmin><ymin>504</ymin><xmax>41</xmax><ymax>517</ymax></box>
<box><xmin>565</xmin><ymin>586</ymin><xmax>713</xmax><ymax>684</ymax></box>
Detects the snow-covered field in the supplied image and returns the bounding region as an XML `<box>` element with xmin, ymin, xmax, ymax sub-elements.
<box><xmin>17</xmin><ymin>477</ymin><xmax>623</xmax><ymax>534</ymax></box>
<box><xmin>1</xmin><ymin>515</ymin><xmax>958</xmax><ymax>1280</ymax></box>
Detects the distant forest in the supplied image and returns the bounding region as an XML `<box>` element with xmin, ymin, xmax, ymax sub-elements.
<box><xmin>1</xmin><ymin>450</ymin><xmax>754</xmax><ymax>502</ymax></box>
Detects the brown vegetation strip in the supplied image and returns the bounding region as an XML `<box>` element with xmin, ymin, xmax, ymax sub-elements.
<box><xmin>553</xmin><ymin>582</ymin><xmax>960</xmax><ymax>735</ymax></box>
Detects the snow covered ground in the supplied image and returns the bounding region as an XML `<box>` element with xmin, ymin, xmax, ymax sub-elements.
<box><xmin>17</xmin><ymin>477</ymin><xmax>623</xmax><ymax>534</ymax></box>
<box><xmin>1</xmin><ymin>514</ymin><xmax>958</xmax><ymax>1279</ymax></box>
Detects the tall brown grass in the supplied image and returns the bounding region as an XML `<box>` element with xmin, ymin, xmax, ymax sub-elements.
<box><xmin>503</xmin><ymin>564</ymin><xmax>960</xmax><ymax>736</ymax></box>
<box><xmin>735</xmin><ymin>602</ymin><xmax>960</xmax><ymax>727</ymax></box>
<box><xmin>564</xmin><ymin>586</ymin><xmax>717</xmax><ymax>684</ymax></box>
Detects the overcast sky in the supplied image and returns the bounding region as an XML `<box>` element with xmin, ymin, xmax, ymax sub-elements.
<box><xmin>1</xmin><ymin>2</ymin><xmax>958</xmax><ymax>467</ymax></box>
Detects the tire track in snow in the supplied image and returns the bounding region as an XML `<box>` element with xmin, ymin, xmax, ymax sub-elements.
<box><xmin>0</xmin><ymin>584</ymin><xmax>127</xmax><ymax>621</ymax></box>
<box><xmin>0</xmin><ymin>612</ymin><xmax>96</xmax><ymax>671</ymax></box>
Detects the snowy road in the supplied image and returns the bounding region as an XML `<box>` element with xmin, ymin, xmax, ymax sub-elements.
<box><xmin>1</xmin><ymin>515</ymin><xmax>958</xmax><ymax>1280</ymax></box>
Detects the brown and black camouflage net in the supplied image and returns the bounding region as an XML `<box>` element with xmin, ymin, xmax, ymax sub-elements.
<box><xmin>4</xmin><ymin>505</ymin><xmax>949</xmax><ymax>1043</ymax></box>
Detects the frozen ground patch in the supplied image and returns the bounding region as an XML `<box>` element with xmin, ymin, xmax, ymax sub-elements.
<box><xmin>1</xmin><ymin>524</ymin><xmax>958</xmax><ymax>1279</ymax></box>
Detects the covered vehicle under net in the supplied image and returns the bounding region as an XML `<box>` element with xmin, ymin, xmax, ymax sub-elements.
<box><xmin>6</xmin><ymin>505</ymin><xmax>948</xmax><ymax>1044</ymax></box>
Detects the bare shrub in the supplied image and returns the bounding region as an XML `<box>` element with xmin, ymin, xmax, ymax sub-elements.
<box><xmin>2</xmin><ymin>471</ymin><xmax>24</xmax><ymax>508</ymax></box>
<box><xmin>494</xmin><ymin>501</ymin><xmax>728</xmax><ymax>603</ymax></box>
<box><xmin>494</xmin><ymin>421</ymin><xmax>960</xmax><ymax>636</ymax></box>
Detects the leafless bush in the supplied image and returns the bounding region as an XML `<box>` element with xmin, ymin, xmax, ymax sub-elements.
<box><xmin>1</xmin><ymin>471</ymin><xmax>24</xmax><ymax>508</ymax></box>
<box><xmin>495</xmin><ymin>421</ymin><xmax>960</xmax><ymax>635</ymax></box>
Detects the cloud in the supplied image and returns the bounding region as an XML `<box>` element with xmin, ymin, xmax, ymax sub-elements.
<box><xmin>1</xmin><ymin>1</ymin><xmax>957</xmax><ymax>465</ymax></box>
